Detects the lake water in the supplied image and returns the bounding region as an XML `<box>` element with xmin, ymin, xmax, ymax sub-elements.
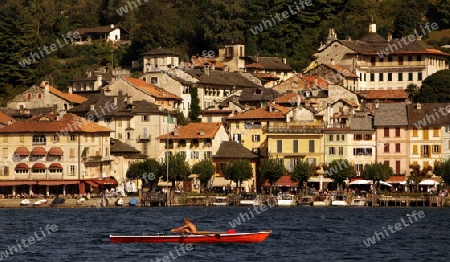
<box><xmin>0</xmin><ymin>206</ymin><xmax>449</xmax><ymax>262</ymax></box>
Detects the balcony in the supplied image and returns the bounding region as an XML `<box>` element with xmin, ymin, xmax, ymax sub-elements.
<box><xmin>83</xmin><ymin>155</ymin><xmax>113</xmax><ymax>163</ymax></box>
<box><xmin>266</xmin><ymin>122</ymin><xmax>324</xmax><ymax>134</ymax></box>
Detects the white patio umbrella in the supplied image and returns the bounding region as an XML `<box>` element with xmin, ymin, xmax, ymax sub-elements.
<box><xmin>349</xmin><ymin>180</ymin><xmax>372</xmax><ymax>185</ymax></box>
<box><xmin>379</xmin><ymin>181</ymin><xmax>393</xmax><ymax>187</ymax></box>
<box><xmin>419</xmin><ymin>179</ymin><xmax>439</xmax><ymax>186</ymax></box>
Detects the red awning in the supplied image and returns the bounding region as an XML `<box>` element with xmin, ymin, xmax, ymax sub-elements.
<box><xmin>265</xmin><ymin>175</ymin><xmax>298</xmax><ymax>187</ymax></box>
<box><xmin>14</xmin><ymin>147</ymin><xmax>30</xmax><ymax>156</ymax></box>
<box><xmin>0</xmin><ymin>180</ymin><xmax>36</xmax><ymax>186</ymax></box>
<box><xmin>85</xmin><ymin>180</ymin><xmax>99</xmax><ymax>187</ymax></box>
<box><xmin>48</xmin><ymin>147</ymin><xmax>63</xmax><ymax>156</ymax></box>
<box><xmin>31</xmin><ymin>147</ymin><xmax>47</xmax><ymax>156</ymax></box>
<box><xmin>38</xmin><ymin>180</ymin><xmax>80</xmax><ymax>186</ymax></box>
<box><xmin>94</xmin><ymin>179</ymin><xmax>118</xmax><ymax>185</ymax></box>
<box><xmin>15</xmin><ymin>163</ymin><xmax>29</xmax><ymax>169</ymax></box>
<box><xmin>32</xmin><ymin>163</ymin><xmax>46</xmax><ymax>169</ymax></box>
<box><xmin>49</xmin><ymin>163</ymin><xmax>63</xmax><ymax>169</ymax></box>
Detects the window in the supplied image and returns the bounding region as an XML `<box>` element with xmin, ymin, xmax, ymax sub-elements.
<box><xmin>433</xmin><ymin>128</ymin><xmax>439</xmax><ymax>137</ymax></box>
<box><xmin>150</xmin><ymin>77</ymin><xmax>158</xmax><ymax>85</ymax></box>
<box><xmin>289</xmin><ymin>158</ymin><xmax>299</xmax><ymax>172</ymax></box>
<box><xmin>191</xmin><ymin>151</ymin><xmax>199</xmax><ymax>159</ymax></box>
<box><xmin>329</xmin><ymin>135</ymin><xmax>334</xmax><ymax>141</ymax></box>
<box><xmin>27</xmin><ymin>94</ymin><xmax>31</xmax><ymax>99</ymax></box>
<box><xmin>338</xmin><ymin>147</ymin><xmax>343</xmax><ymax>155</ymax></box>
<box><xmin>354</xmin><ymin>134</ymin><xmax>362</xmax><ymax>141</ymax></box>
<box><xmin>384</xmin><ymin>143</ymin><xmax>389</xmax><ymax>153</ymax></box>
<box><xmin>353</xmin><ymin>148</ymin><xmax>372</xmax><ymax>155</ymax></box>
<box><xmin>379</xmin><ymin>57</ymin><xmax>384</xmax><ymax>62</ymax></box>
<box><xmin>252</xmin><ymin>135</ymin><xmax>260</xmax><ymax>142</ymax></box>
<box><xmin>379</xmin><ymin>73</ymin><xmax>384</xmax><ymax>81</ymax></box>
<box><xmin>417</xmin><ymin>55</ymin><xmax>422</xmax><ymax>61</ymax></box>
<box><xmin>337</xmin><ymin>135</ymin><xmax>345</xmax><ymax>141</ymax></box>
<box><xmin>32</xmin><ymin>135</ymin><xmax>46</xmax><ymax>145</ymax></box>
<box><xmin>2</xmin><ymin>148</ymin><xmax>7</xmax><ymax>158</ymax></box>
<box><xmin>433</xmin><ymin>145</ymin><xmax>441</xmax><ymax>154</ymax></box>
<box><xmin>233</xmin><ymin>134</ymin><xmax>241</xmax><ymax>143</ymax></box>
<box><xmin>388</xmin><ymin>56</ymin><xmax>393</xmax><ymax>62</ymax></box>
<box><xmin>412</xmin><ymin>128</ymin><xmax>418</xmax><ymax>137</ymax></box>
<box><xmin>413</xmin><ymin>145</ymin><xmax>418</xmax><ymax>154</ymax></box>
<box><xmin>53</xmin><ymin>135</ymin><xmax>59</xmax><ymax>143</ymax></box>
<box><xmin>20</xmin><ymin>135</ymin><xmax>24</xmax><ymax>142</ymax></box>
<box><xmin>2</xmin><ymin>136</ymin><xmax>7</xmax><ymax>143</ymax></box>
<box><xmin>70</xmin><ymin>166</ymin><xmax>75</xmax><ymax>176</ymax></box>
<box><xmin>418</xmin><ymin>72</ymin><xmax>422</xmax><ymax>81</ymax></box>
<box><xmin>387</xmin><ymin>73</ymin><xmax>392</xmax><ymax>81</ymax></box>
<box><xmin>398</xmin><ymin>73</ymin><xmax>403</xmax><ymax>81</ymax></box>
<box><xmin>309</xmin><ymin>140</ymin><xmax>315</xmax><ymax>153</ymax></box>
<box><xmin>398</xmin><ymin>56</ymin><xmax>403</xmax><ymax>65</ymax></box>
<box><xmin>205</xmin><ymin>151</ymin><xmax>212</xmax><ymax>159</ymax></box>
<box><xmin>408</xmin><ymin>56</ymin><xmax>413</xmax><ymax>61</ymax></box>
<box><xmin>329</xmin><ymin>147</ymin><xmax>335</xmax><ymax>155</ymax></box>
<box><xmin>384</xmin><ymin>160</ymin><xmax>389</xmax><ymax>166</ymax></box>
<box><xmin>370</xmin><ymin>73</ymin><xmax>374</xmax><ymax>81</ymax></box>
<box><xmin>408</xmin><ymin>73</ymin><xmax>413</xmax><ymax>81</ymax></box>
<box><xmin>396</xmin><ymin>161</ymin><xmax>401</xmax><ymax>173</ymax></box>
<box><xmin>395</xmin><ymin>128</ymin><xmax>400</xmax><ymax>137</ymax></box>
<box><xmin>118</xmin><ymin>121</ymin><xmax>122</xmax><ymax>127</ymax></box>
<box><xmin>118</xmin><ymin>133</ymin><xmax>122</xmax><ymax>139</ymax></box>
<box><xmin>70</xmin><ymin>148</ymin><xmax>75</xmax><ymax>158</ymax></box>
<box><xmin>277</xmin><ymin>140</ymin><xmax>282</xmax><ymax>153</ymax></box>
<box><xmin>142</xmin><ymin>115</ymin><xmax>149</xmax><ymax>122</ymax></box>
<box><xmin>70</xmin><ymin>135</ymin><xmax>76</xmax><ymax>142</ymax></box>
<box><xmin>371</xmin><ymin>57</ymin><xmax>376</xmax><ymax>66</ymax></box>
<box><xmin>395</xmin><ymin>143</ymin><xmax>401</xmax><ymax>153</ymax></box>
<box><xmin>293</xmin><ymin>140</ymin><xmax>298</xmax><ymax>153</ymax></box>
<box><xmin>384</xmin><ymin>128</ymin><xmax>389</xmax><ymax>137</ymax></box>
<box><xmin>422</xmin><ymin>145</ymin><xmax>429</xmax><ymax>157</ymax></box>
<box><xmin>423</xmin><ymin>129</ymin><xmax>429</xmax><ymax>140</ymax></box>
<box><xmin>364</xmin><ymin>134</ymin><xmax>372</xmax><ymax>140</ymax></box>
<box><xmin>91</xmin><ymin>135</ymin><xmax>95</xmax><ymax>142</ymax></box>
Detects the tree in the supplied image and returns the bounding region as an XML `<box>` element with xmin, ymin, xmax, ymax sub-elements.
<box><xmin>327</xmin><ymin>159</ymin><xmax>354</xmax><ymax>192</ymax></box>
<box><xmin>259</xmin><ymin>158</ymin><xmax>286</xmax><ymax>195</ymax></box>
<box><xmin>407</xmin><ymin>164</ymin><xmax>432</xmax><ymax>192</ymax></box>
<box><xmin>362</xmin><ymin>162</ymin><xmax>394</xmax><ymax>192</ymax></box>
<box><xmin>223</xmin><ymin>159</ymin><xmax>253</xmax><ymax>194</ymax></box>
<box><xmin>126</xmin><ymin>159</ymin><xmax>161</xmax><ymax>189</ymax></box>
<box><xmin>188</xmin><ymin>87</ymin><xmax>202</xmax><ymax>122</ymax></box>
<box><xmin>192</xmin><ymin>158</ymin><xmax>215</xmax><ymax>189</ymax></box>
<box><xmin>290</xmin><ymin>160</ymin><xmax>315</xmax><ymax>195</ymax></box>
<box><xmin>406</xmin><ymin>83</ymin><xmax>419</xmax><ymax>102</ymax></box>
<box><xmin>417</xmin><ymin>70</ymin><xmax>450</xmax><ymax>103</ymax></box>
<box><xmin>161</xmin><ymin>153</ymin><xmax>191</xmax><ymax>188</ymax></box>
<box><xmin>433</xmin><ymin>159</ymin><xmax>450</xmax><ymax>186</ymax></box>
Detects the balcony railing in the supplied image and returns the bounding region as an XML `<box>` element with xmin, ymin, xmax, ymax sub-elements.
<box><xmin>266</xmin><ymin>122</ymin><xmax>324</xmax><ymax>133</ymax></box>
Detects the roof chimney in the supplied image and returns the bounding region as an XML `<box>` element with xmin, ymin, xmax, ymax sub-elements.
<box><xmin>111</xmin><ymin>24</ymin><xmax>114</xmax><ymax>28</ymax></box>
<box><xmin>282</xmin><ymin>58</ymin><xmax>287</xmax><ymax>64</ymax></box>
<box><xmin>387</xmin><ymin>33</ymin><xmax>393</xmax><ymax>42</ymax></box>
<box><xmin>41</xmin><ymin>81</ymin><xmax>50</xmax><ymax>94</ymax></box>
<box><xmin>369</xmin><ymin>23</ymin><xmax>376</xmax><ymax>33</ymax></box>
<box><xmin>114</xmin><ymin>97</ymin><xmax>118</xmax><ymax>106</ymax></box>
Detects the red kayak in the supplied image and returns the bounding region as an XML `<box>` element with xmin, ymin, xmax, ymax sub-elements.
<box><xmin>110</xmin><ymin>230</ymin><xmax>272</xmax><ymax>244</ymax></box>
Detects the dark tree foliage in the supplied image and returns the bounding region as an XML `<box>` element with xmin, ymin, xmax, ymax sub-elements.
<box><xmin>188</xmin><ymin>87</ymin><xmax>202</xmax><ymax>122</ymax></box>
<box><xmin>417</xmin><ymin>70</ymin><xmax>450</xmax><ymax>102</ymax></box>
<box><xmin>259</xmin><ymin>158</ymin><xmax>286</xmax><ymax>194</ymax></box>
<box><xmin>160</xmin><ymin>152</ymin><xmax>191</xmax><ymax>187</ymax></box>
<box><xmin>223</xmin><ymin>159</ymin><xmax>253</xmax><ymax>193</ymax></box>
<box><xmin>192</xmin><ymin>159</ymin><xmax>215</xmax><ymax>189</ymax></box>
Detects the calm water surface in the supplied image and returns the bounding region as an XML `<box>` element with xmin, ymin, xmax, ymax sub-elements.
<box><xmin>0</xmin><ymin>206</ymin><xmax>449</xmax><ymax>262</ymax></box>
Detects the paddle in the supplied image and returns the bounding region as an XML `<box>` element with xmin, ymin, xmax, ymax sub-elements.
<box><xmin>193</xmin><ymin>229</ymin><xmax>237</xmax><ymax>235</ymax></box>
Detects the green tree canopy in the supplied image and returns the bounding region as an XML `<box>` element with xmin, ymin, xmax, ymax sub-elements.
<box><xmin>326</xmin><ymin>159</ymin><xmax>354</xmax><ymax>192</ymax></box>
<box><xmin>417</xmin><ymin>69</ymin><xmax>450</xmax><ymax>103</ymax></box>
<box><xmin>223</xmin><ymin>159</ymin><xmax>253</xmax><ymax>193</ymax></box>
<box><xmin>161</xmin><ymin>152</ymin><xmax>191</xmax><ymax>187</ymax></box>
<box><xmin>188</xmin><ymin>87</ymin><xmax>202</xmax><ymax>122</ymax></box>
<box><xmin>259</xmin><ymin>158</ymin><xmax>286</xmax><ymax>194</ymax></box>
<box><xmin>433</xmin><ymin>159</ymin><xmax>450</xmax><ymax>185</ymax></box>
<box><xmin>192</xmin><ymin>158</ymin><xmax>215</xmax><ymax>188</ymax></box>
<box><xmin>290</xmin><ymin>159</ymin><xmax>315</xmax><ymax>193</ymax></box>
<box><xmin>362</xmin><ymin>162</ymin><xmax>394</xmax><ymax>191</ymax></box>
<box><xmin>126</xmin><ymin>158</ymin><xmax>161</xmax><ymax>189</ymax></box>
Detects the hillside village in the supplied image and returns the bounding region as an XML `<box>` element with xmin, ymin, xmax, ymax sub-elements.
<box><xmin>0</xmin><ymin>23</ymin><xmax>449</xmax><ymax>198</ymax></box>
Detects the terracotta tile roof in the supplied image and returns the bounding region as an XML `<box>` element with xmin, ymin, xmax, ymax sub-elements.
<box><xmin>0</xmin><ymin>111</ymin><xmax>15</xmax><ymax>125</ymax></box>
<box><xmin>0</xmin><ymin>113</ymin><xmax>112</xmax><ymax>133</ymax></box>
<box><xmin>227</xmin><ymin>104</ymin><xmax>288</xmax><ymax>120</ymax></box>
<box><xmin>299</xmin><ymin>76</ymin><xmax>329</xmax><ymax>88</ymax></box>
<box><xmin>340</xmin><ymin>98</ymin><xmax>359</xmax><ymax>107</ymax></box>
<box><xmin>275</xmin><ymin>93</ymin><xmax>304</xmax><ymax>104</ymax></box>
<box><xmin>123</xmin><ymin>77</ymin><xmax>181</xmax><ymax>100</ymax></box>
<box><xmin>245</xmin><ymin>62</ymin><xmax>265</xmax><ymax>69</ymax></box>
<box><xmin>157</xmin><ymin>122</ymin><xmax>222</xmax><ymax>140</ymax></box>
<box><xmin>39</xmin><ymin>83</ymin><xmax>87</xmax><ymax>104</ymax></box>
<box><xmin>323</xmin><ymin>64</ymin><xmax>359</xmax><ymax>78</ymax></box>
<box><xmin>386</xmin><ymin>175</ymin><xmax>406</xmax><ymax>183</ymax></box>
<box><xmin>365</xmin><ymin>90</ymin><xmax>410</xmax><ymax>100</ymax></box>
<box><xmin>264</xmin><ymin>175</ymin><xmax>297</xmax><ymax>187</ymax></box>
<box><xmin>190</xmin><ymin>56</ymin><xmax>226</xmax><ymax>69</ymax></box>
<box><xmin>273</xmin><ymin>74</ymin><xmax>329</xmax><ymax>91</ymax></box>
<box><xmin>212</xmin><ymin>141</ymin><xmax>258</xmax><ymax>159</ymax></box>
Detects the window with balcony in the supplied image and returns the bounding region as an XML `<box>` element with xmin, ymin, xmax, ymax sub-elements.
<box><xmin>353</xmin><ymin>148</ymin><xmax>372</xmax><ymax>155</ymax></box>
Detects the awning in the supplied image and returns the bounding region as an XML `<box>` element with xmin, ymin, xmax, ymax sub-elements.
<box><xmin>386</xmin><ymin>175</ymin><xmax>407</xmax><ymax>184</ymax></box>
<box><xmin>349</xmin><ymin>179</ymin><xmax>372</xmax><ymax>185</ymax></box>
<box><xmin>32</xmin><ymin>163</ymin><xmax>46</xmax><ymax>169</ymax></box>
<box><xmin>49</xmin><ymin>163</ymin><xmax>63</xmax><ymax>169</ymax></box>
<box><xmin>48</xmin><ymin>147</ymin><xmax>63</xmax><ymax>156</ymax></box>
<box><xmin>211</xmin><ymin>176</ymin><xmax>231</xmax><ymax>187</ymax></box>
<box><xmin>0</xmin><ymin>180</ymin><xmax>36</xmax><ymax>186</ymax></box>
<box><xmin>14</xmin><ymin>147</ymin><xmax>30</xmax><ymax>156</ymax></box>
<box><xmin>31</xmin><ymin>147</ymin><xmax>47</xmax><ymax>156</ymax></box>
<box><xmin>15</xmin><ymin>163</ymin><xmax>29</xmax><ymax>169</ymax></box>
<box><xmin>85</xmin><ymin>180</ymin><xmax>99</xmax><ymax>187</ymax></box>
<box><xmin>38</xmin><ymin>180</ymin><xmax>80</xmax><ymax>186</ymax></box>
<box><xmin>308</xmin><ymin>176</ymin><xmax>334</xmax><ymax>183</ymax></box>
<box><xmin>94</xmin><ymin>179</ymin><xmax>118</xmax><ymax>185</ymax></box>
<box><xmin>419</xmin><ymin>179</ymin><xmax>439</xmax><ymax>185</ymax></box>
<box><xmin>265</xmin><ymin>175</ymin><xmax>298</xmax><ymax>187</ymax></box>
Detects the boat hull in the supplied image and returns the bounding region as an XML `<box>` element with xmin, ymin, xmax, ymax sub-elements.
<box><xmin>110</xmin><ymin>231</ymin><xmax>272</xmax><ymax>244</ymax></box>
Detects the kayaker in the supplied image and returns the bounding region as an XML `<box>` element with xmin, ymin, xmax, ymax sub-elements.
<box><xmin>170</xmin><ymin>217</ymin><xmax>197</xmax><ymax>235</ymax></box>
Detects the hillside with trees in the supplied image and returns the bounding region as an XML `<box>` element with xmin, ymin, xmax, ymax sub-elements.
<box><xmin>0</xmin><ymin>0</ymin><xmax>450</xmax><ymax>103</ymax></box>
